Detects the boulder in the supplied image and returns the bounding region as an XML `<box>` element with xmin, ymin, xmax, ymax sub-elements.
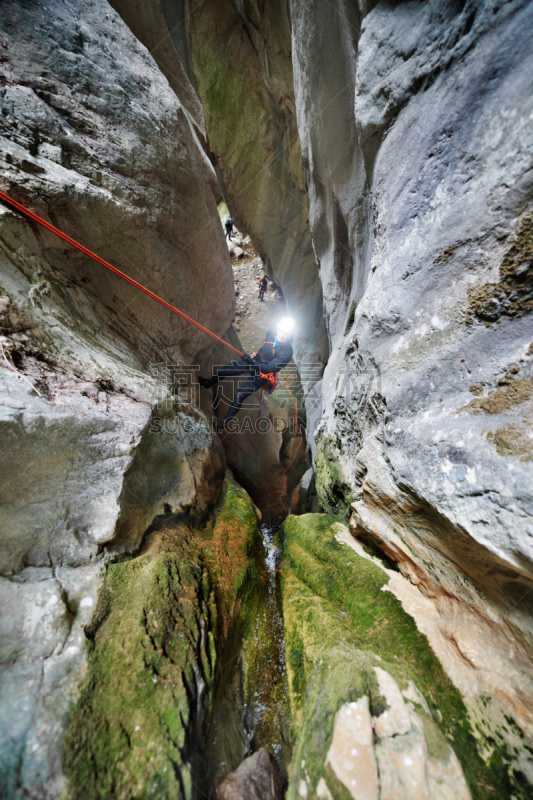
<box><xmin>63</xmin><ymin>475</ymin><xmax>264</xmax><ymax>800</ymax></box>
<box><xmin>215</xmin><ymin>748</ymin><xmax>284</xmax><ymax>800</ymax></box>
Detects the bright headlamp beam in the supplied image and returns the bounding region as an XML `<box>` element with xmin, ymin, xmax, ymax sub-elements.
<box><xmin>278</xmin><ymin>316</ymin><xmax>296</xmax><ymax>333</ymax></box>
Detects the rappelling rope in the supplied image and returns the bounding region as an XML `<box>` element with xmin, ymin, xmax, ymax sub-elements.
<box><xmin>0</xmin><ymin>189</ymin><xmax>244</xmax><ymax>357</ymax></box>
<box><xmin>0</xmin><ymin>190</ymin><xmax>304</xmax><ymax>472</ymax></box>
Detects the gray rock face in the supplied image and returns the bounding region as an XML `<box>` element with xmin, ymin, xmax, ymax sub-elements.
<box><xmin>214</xmin><ymin>748</ymin><xmax>284</xmax><ymax>800</ymax></box>
<box><xmin>289</xmin><ymin>0</ymin><xmax>533</xmax><ymax>789</ymax></box>
<box><xmin>2</xmin><ymin>0</ymin><xmax>533</xmax><ymax>796</ymax></box>
<box><xmin>0</xmin><ymin>0</ymin><xmax>234</xmax><ymax>373</ymax></box>
<box><xmin>0</xmin><ymin>363</ymin><xmax>151</xmax><ymax>575</ymax></box>
<box><xmin>0</xmin><ymin>563</ymin><xmax>103</xmax><ymax>799</ymax></box>
<box><xmin>0</xmin><ymin>1</ymin><xmax>233</xmax><ymax>796</ymax></box>
<box><xmin>183</xmin><ymin>0</ymin><xmax>329</xmax><ymax>386</ymax></box>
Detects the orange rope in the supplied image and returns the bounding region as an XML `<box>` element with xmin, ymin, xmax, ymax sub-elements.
<box><xmin>0</xmin><ymin>189</ymin><xmax>244</xmax><ymax>357</ymax></box>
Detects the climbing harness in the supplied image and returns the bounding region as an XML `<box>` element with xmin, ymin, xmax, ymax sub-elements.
<box><xmin>261</xmin><ymin>371</ymin><xmax>279</xmax><ymax>394</ymax></box>
<box><xmin>251</xmin><ymin>339</ymin><xmax>280</xmax><ymax>395</ymax></box>
<box><xmin>0</xmin><ymin>189</ymin><xmax>244</xmax><ymax>357</ymax></box>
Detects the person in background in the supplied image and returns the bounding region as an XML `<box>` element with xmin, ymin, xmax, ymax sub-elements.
<box><xmin>225</xmin><ymin>217</ymin><xmax>234</xmax><ymax>240</ymax></box>
<box><xmin>258</xmin><ymin>274</ymin><xmax>268</xmax><ymax>302</ymax></box>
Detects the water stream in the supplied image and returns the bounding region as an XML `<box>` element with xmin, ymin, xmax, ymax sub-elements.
<box><xmin>207</xmin><ymin>519</ymin><xmax>291</xmax><ymax>791</ymax></box>
<box><xmin>245</xmin><ymin>522</ymin><xmax>290</xmax><ymax>766</ymax></box>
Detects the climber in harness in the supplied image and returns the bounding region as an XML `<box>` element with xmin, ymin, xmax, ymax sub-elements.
<box><xmin>198</xmin><ymin>317</ymin><xmax>295</xmax><ymax>433</ymax></box>
<box><xmin>224</xmin><ymin>217</ymin><xmax>234</xmax><ymax>240</ymax></box>
<box><xmin>258</xmin><ymin>275</ymin><xmax>268</xmax><ymax>302</ymax></box>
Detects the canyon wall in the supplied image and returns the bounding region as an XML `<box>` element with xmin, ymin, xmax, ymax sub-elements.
<box><xmin>294</xmin><ymin>1</ymin><xmax>533</xmax><ymax>790</ymax></box>
<box><xmin>1</xmin><ymin>0</ymin><xmax>533</xmax><ymax>797</ymax></box>
<box><xmin>183</xmin><ymin>0</ymin><xmax>329</xmax><ymax>385</ymax></box>
<box><xmin>180</xmin><ymin>0</ymin><xmax>533</xmax><ymax>792</ymax></box>
<box><xmin>0</xmin><ymin>0</ymin><xmax>233</xmax><ymax>795</ymax></box>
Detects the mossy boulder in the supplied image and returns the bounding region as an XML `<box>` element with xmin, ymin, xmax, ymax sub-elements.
<box><xmin>281</xmin><ymin>514</ymin><xmax>514</xmax><ymax>800</ymax></box>
<box><xmin>63</xmin><ymin>475</ymin><xmax>262</xmax><ymax>800</ymax></box>
<box><xmin>314</xmin><ymin>437</ymin><xmax>354</xmax><ymax>520</ymax></box>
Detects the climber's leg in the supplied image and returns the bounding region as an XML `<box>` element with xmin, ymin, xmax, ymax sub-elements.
<box><xmin>198</xmin><ymin>360</ymin><xmax>249</xmax><ymax>389</ymax></box>
<box><xmin>223</xmin><ymin>375</ymin><xmax>263</xmax><ymax>422</ymax></box>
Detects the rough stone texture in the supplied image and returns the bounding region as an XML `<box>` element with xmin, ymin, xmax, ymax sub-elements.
<box><xmin>63</xmin><ymin>475</ymin><xmax>263</xmax><ymax>800</ymax></box>
<box><xmin>108</xmin><ymin>0</ymin><xmax>311</xmax><ymax>512</ymax></box>
<box><xmin>113</xmin><ymin>398</ymin><xmax>226</xmax><ymax>548</ymax></box>
<box><xmin>108</xmin><ymin>0</ymin><xmax>208</xmax><ymax>137</ymax></box>
<box><xmin>183</xmin><ymin>0</ymin><xmax>329</xmax><ymax>383</ymax></box>
<box><xmin>0</xmin><ymin>562</ymin><xmax>104</xmax><ymax>800</ymax></box>
<box><xmin>3</xmin><ymin>0</ymin><xmax>533</xmax><ymax>796</ymax></box>
<box><xmin>185</xmin><ymin>3</ymin><xmax>533</xmax><ymax>781</ymax></box>
<box><xmin>0</xmin><ymin>1</ymin><xmax>235</xmax><ymax>796</ymax></box>
<box><xmin>281</xmin><ymin>514</ymin><xmax>487</xmax><ymax>799</ymax></box>
<box><xmin>214</xmin><ymin>748</ymin><xmax>284</xmax><ymax>800</ymax></box>
<box><xmin>0</xmin><ymin>0</ymin><xmax>234</xmax><ymax>373</ymax></box>
<box><xmin>286</xmin><ymin>0</ymin><xmax>533</xmax><ymax>787</ymax></box>
<box><xmin>0</xmin><ymin>359</ymin><xmax>151</xmax><ymax>575</ymax></box>
<box><xmin>214</xmin><ymin>227</ymin><xmax>309</xmax><ymax>517</ymax></box>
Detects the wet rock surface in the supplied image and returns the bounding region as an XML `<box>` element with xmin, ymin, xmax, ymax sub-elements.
<box><xmin>206</xmin><ymin>211</ymin><xmax>308</xmax><ymax>518</ymax></box>
<box><xmin>0</xmin><ymin>1</ymin><xmax>236</xmax><ymax>796</ymax></box>
<box><xmin>184</xmin><ymin>0</ymin><xmax>328</xmax><ymax>380</ymax></box>
<box><xmin>63</xmin><ymin>475</ymin><xmax>263</xmax><ymax>800</ymax></box>
<box><xmin>214</xmin><ymin>748</ymin><xmax>284</xmax><ymax>800</ymax></box>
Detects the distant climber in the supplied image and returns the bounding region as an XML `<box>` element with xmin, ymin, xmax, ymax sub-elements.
<box><xmin>258</xmin><ymin>275</ymin><xmax>268</xmax><ymax>302</ymax></box>
<box><xmin>198</xmin><ymin>317</ymin><xmax>296</xmax><ymax>433</ymax></box>
<box><xmin>225</xmin><ymin>217</ymin><xmax>234</xmax><ymax>240</ymax></box>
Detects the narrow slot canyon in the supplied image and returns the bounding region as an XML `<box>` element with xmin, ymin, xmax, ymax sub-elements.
<box><xmin>0</xmin><ymin>2</ymin><xmax>532</xmax><ymax>799</ymax></box>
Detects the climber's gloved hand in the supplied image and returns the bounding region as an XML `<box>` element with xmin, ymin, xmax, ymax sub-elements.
<box><xmin>241</xmin><ymin>353</ymin><xmax>255</xmax><ymax>365</ymax></box>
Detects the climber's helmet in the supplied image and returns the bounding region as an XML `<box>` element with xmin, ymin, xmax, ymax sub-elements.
<box><xmin>277</xmin><ymin>316</ymin><xmax>296</xmax><ymax>343</ymax></box>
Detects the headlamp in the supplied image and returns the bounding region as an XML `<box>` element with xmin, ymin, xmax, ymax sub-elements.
<box><xmin>277</xmin><ymin>316</ymin><xmax>296</xmax><ymax>334</ymax></box>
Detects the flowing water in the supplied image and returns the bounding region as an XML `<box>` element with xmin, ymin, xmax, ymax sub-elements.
<box><xmin>207</xmin><ymin>519</ymin><xmax>291</xmax><ymax>789</ymax></box>
<box><xmin>245</xmin><ymin>522</ymin><xmax>290</xmax><ymax>766</ymax></box>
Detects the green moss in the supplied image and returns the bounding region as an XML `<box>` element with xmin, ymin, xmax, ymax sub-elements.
<box><xmin>461</xmin><ymin>377</ymin><xmax>532</xmax><ymax>415</ymax></box>
<box><xmin>281</xmin><ymin>514</ymin><xmax>517</xmax><ymax>800</ymax></box>
<box><xmin>286</xmin><ymin>625</ymin><xmax>306</xmax><ymax>710</ymax></box>
<box><xmin>434</xmin><ymin>244</ymin><xmax>458</xmax><ymax>264</ymax></box>
<box><xmin>416</xmin><ymin>707</ymin><xmax>453</xmax><ymax>763</ymax></box>
<box><xmin>188</xmin><ymin>15</ymin><xmax>269</xmax><ymax>214</ymax></box>
<box><xmin>63</xmin><ymin>477</ymin><xmax>263</xmax><ymax>800</ymax></box>
<box><xmin>467</xmin><ymin>213</ymin><xmax>533</xmax><ymax>323</ymax></box>
<box><xmin>207</xmin><ymin>484</ymin><xmax>291</xmax><ymax>782</ymax></box>
<box><xmin>314</xmin><ymin>437</ymin><xmax>354</xmax><ymax>520</ymax></box>
<box><xmin>63</xmin><ymin>534</ymin><xmax>197</xmax><ymax>800</ymax></box>
<box><xmin>487</xmin><ymin>423</ymin><xmax>533</xmax><ymax>461</ymax></box>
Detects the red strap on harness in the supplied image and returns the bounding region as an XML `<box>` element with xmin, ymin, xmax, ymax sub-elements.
<box><xmin>260</xmin><ymin>371</ymin><xmax>279</xmax><ymax>394</ymax></box>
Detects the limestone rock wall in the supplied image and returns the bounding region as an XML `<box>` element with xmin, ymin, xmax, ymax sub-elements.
<box><xmin>291</xmin><ymin>0</ymin><xmax>533</xmax><ymax>788</ymax></box>
<box><xmin>179</xmin><ymin>0</ymin><xmax>533</xmax><ymax>790</ymax></box>
<box><xmin>281</xmin><ymin>514</ymin><xmax>494</xmax><ymax>800</ymax></box>
<box><xmin>62</xmin><ymin>475</ymin><xmax>263</xmax><ymax>800</ymax></box>
<box><xmin>0</xmin><ymin>1</ymin><xmax>234</xmax><ymax>796</ymax></box>
<box><xmin>182</xmin><ymin>0</ymin><xmax>329</xmax><ymax>383</ymax></box>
